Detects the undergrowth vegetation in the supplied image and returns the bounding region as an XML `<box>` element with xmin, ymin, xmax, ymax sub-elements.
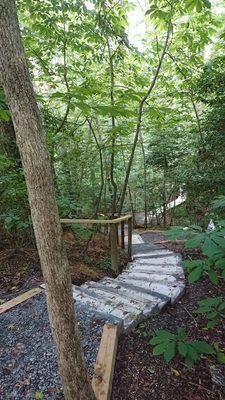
<box><xmin>150</xmin><ymin>196</ymin><xmax>225</xmax><ymax>368</ymax></box>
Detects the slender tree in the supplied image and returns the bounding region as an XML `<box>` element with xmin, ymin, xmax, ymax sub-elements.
<box><xmin>0</xmin><ymin>1</ymin><xmax>95</xmax><ymax>399</ymax></box>
<box><xmin>118</xmin><ymin>1</ymin><xmax>174</xmax><ymax>215</ymax></box>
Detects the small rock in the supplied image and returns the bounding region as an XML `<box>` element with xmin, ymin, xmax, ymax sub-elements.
<box><xmin>2</xmin><ymin>366</ymin><xmax>11</xmax><ymax>375</ymax></box>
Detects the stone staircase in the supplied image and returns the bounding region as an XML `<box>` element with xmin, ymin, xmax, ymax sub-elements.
<box><xmin>72</xmin><ymin>233</ymin><xmax>185</xmax><ymax>333</ymax></box>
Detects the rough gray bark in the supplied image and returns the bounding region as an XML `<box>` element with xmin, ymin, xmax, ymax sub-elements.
<box><xmin>0</xmin><ymin>1</ymin><xmax>95</xmax><ymax>399</ymax></box>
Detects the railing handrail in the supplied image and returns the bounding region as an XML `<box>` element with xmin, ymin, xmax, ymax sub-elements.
<box><xmin>60</xmin><ymin>214</ymin><xmax>132</xmax><ymax>225</ymax></box>
<box><xmin>60</xmin><ymin>214</ymin><xmax>133</xmax><ymax>273</ymax></box>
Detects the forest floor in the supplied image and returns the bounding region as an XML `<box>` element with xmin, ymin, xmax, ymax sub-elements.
<box><xmin>0</xmin><ymin>229</ymin><xmax>128</xmax><ymax>302</ymax></box>
<box><xmin>112</xmin><ymin>231</ymin><xmax>225</xmax><ymax>400</ymax></box>
<box><xmin>1</xmin><ymin>229</ymin><xmax>225</xmax><ymax>399</ymax></box>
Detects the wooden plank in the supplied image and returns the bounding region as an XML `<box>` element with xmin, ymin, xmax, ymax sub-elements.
<box><xmin>60</xmin><ymin>214</ymin><xmax>132</xmax><ymax>225</ymax></box>
<box><xmin>128</xmin><ymin>217</ymin><xmax>132</xmax><ymax>260</ymax></box>
<box><xmin>110</xmin><ymin>224</ymin><xmax>119</xmax><ymax>273</ymax></box>
<box><xmin>0</xmin><ymin>287</ymin><xmax>43</xmax><ymax>314</ymax></box>
<box><xmin>92</xmin><ymin>323</ymin><xmax>119</xmax><ymax>400</ymax></box>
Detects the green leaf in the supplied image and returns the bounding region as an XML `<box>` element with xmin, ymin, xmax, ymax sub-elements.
<box><xmin>153</xmin><ymin>330</ymin><xmax>175</xmax><ymax>340</ymax></box>
<box><xmin>207</xmin><ymin>311</ymin><xmax>218</xmax><ymax>319</ymax></box>
<box><xmin>203</xmin><ymin>0</ymin><xmax>211</xmax><ymax>9</ymax></box>
<box><xmin>186</xmin><ymin>234</ymin><xmax>205</xmax><ymax>249</ymax></box>
<box><xmin>217</xmin><ymin>352</ymin><xmax>225</xmax><ymax>363</ymax></box>
<box><xmin>202</xmin><ymin>237</ymin><xmax>220</xmax><ymax>257</ymax></box>
<box><xmin>165</xmin><ymin>226</ymin><xmax>189</xmax><ymax>240</ymax></box>
<box><xmin>188</xmin><ymin>266</ymin><xmax>203</xmax><ymax>283</ymax></box>
<box><xmin>95</xmin><ymin>104</ymin><xmax>133</xmax><ymax>118</ymax></box>
<box><xmin>195</xmin><ymin>305</ymin><xmax>212</xmax><ymax>313</ymax></box>
<box><xmin>208</xmin><ymin>270</ymin><xmax>219</xmax><ymax>284</ymax></box>
<box><xmin>164</xmin><ymin>342</ymin><xmax>175</xmax><ymax>363</ymax></box>
<box><xmin>182</xmin><ymin>259</ymin><xmax>203</xmax><ymax>270</ymax></box>
<box><xmin>192</xmin><ymin>341</ymin><xmax>214</xmax><ymax>354</ymax></box>
<box><xmin>177</xmin><ymin>327</ymin><xmax>185</xmax><ymax>340</ymax></box>
<box><xmin>189</xmin><ymin>225</ymin><xmax>203</xmax><ymax>232</ymax></box>
<box><xmin>185</xmin><ymin>0</ymin><xmax>197</xmax><ymax>10</ymax></box>
<box><xmin>149</xmin><ymin>336</ymin><xmax>164</xmax><ymax>345</ymax></box>
<box><xmin>207</xmin><ymin>319</ymin><xmax>219</xmax><ymax>328</ymax></box>
<box><xmin>187</xmin><ymin>345</ymin><xmax>198</xmax><ymax>362</ymax></box>
<box><xmin>0</xmin><ymin>109</ymin><xmax>10</xmax><ymax>122</ymax></box>
<box><xmin>34</xmin><ymin>392</ymin><xmax>43</xmax><ymax>400</ymax></box>
<box><xmin>212</xmin><ymin>196</ymin><xmax>225</xmax><ymax>209</ymax></box>
<box><xmin>212</xmin><ymin>236</ymin><xmax>225</xmax><ymax>249</ymax></box>
<box><xmin>74</xmin><ymin>102</ymin><xmax>91</xmax><ymax>113</ymax></box>
<box><xmin>218</xmin><ymin>301</ymin><xmax>225</xmax><ymax>311</ymax></box>
<box><xmin>196</xmin><ymin>0</ymin><xmax>203</xmax><ymax>12</ymax></box>
<box><xmin>215</xmin><ymin>257</ymin><xmax>225</xmax><ymax>268</ymax></box>
<box><xmin>153</xmin><ymin>344</ymin><xmax>165</xmax><ymax>356</ymax></box>
<box><xmin>198</xmin><ymin>297</ymin><xmax>222</xmax><ymax>307</ymax></box>
<box><xmin>178</xmin><ymin>341</ymin><xmax>188</xmax><ymax>357</ymax></box>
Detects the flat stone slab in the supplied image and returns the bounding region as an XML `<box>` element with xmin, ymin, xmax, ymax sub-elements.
<box><xmin>70</xmin><ymin>232</ymin><xmax>185</xmax><ymax>333</ymax></box>
<box><xmin>99</xmin><ymin>278</ymin><xmax>168</xmax><ymax>309</ymax></box>
<box><xmin>134</xmin><ymin>250</ymin><xmax>175</xmax><ymax>258</ymax></box>
<box><xmin>136</xmin><ymin>255</ymin><xmax>181</xmax><ymax>266</ymax></box>
<box><xmin>132</xmin><ymin>243</ymin><xmax>165</xmax><ymax>253</ymax></box>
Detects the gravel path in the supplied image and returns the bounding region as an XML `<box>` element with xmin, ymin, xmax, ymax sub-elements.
<box><xmin>0</xmin><ymin>292</ymin><xmax>105</xmax><ymax>399</ymax></box>
<box><xmin>0</xmin><ymin>230</ymin><xmax>176</xmax><ymax>400</ymax></box>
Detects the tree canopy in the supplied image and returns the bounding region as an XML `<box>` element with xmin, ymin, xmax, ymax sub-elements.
<box><xmin>1</xmin><ymin>0</ymin><xmax>225</xmax><ymax>235</ymax></box>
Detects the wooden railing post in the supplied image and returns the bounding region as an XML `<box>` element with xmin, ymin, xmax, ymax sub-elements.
<box><xmin>110</xmin><ymin>223</ymin><xmax>119</xmax><ymax>273</ymax></box>
<box><xmin>121</xmin><ymin>220</ymin><xmax>125</xmax><ymax>249</ymax></box>
<box><xmin>128</xmin><ymin>217</ymin><xmax>132</xmax><ymax>260</ymax></box>
<box><xmin>116</xmin><ymin>223</ymin><xmax>119</xmax><ymax>245</ymax></box>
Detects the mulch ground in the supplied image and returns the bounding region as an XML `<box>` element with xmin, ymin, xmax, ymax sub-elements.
<box><xmin>112</xmin><ymin>231</ymin><xmax>225</xmax><ymax>400</ymax></box>
<box><xmin>0</xmin><ymin>229</ymin><xmax>128</xmax><ymax>302</ymax></box>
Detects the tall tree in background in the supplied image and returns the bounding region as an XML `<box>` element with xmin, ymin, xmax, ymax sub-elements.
<box><xmin>0</xmin><ymin>1</ymin><xmax>95</xmax><ymax>399</ymax></box>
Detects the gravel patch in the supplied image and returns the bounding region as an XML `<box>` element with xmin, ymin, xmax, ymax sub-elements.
<box><xmin>0</xmin><ymin>292</ymin><xmax>105</xmax><ymax>399</ymax></box>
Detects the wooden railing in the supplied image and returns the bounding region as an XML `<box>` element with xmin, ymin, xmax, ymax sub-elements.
<box><xmin>61</xmin><ymin>214</ymin><xmax>133</xmax><ymax>273</ymax></box>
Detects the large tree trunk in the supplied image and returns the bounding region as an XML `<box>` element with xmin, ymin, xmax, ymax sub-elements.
<box><xmin>0</xmin><ymin>2</ymin><xmax>95</xmax><ymax>399</ymax></box>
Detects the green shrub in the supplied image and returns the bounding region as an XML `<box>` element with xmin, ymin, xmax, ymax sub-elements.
<box><xmin>195</xmin><ymin>297</ymin><xmax>225</xmax><ymax>328</ymax></box>
<box><xmin>149</xmin><ymin>328</ymin><xmax>214</xmax><ymax>367</ymax></box>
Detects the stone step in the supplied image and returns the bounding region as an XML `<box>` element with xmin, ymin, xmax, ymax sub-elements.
<box><xmin>72</xmin><ymin>285</ymin><xmax>142</xmax><ymax>330</ymax></box>
<box><xmin>114</xmin><ymin>276</ymin><xmax>171</xmax><ymax>302</ymax></box>
<box><xmin>42</xmin><ymin>232</ymin><xmax>185</xmax><ymax>334</ymax></box>
<box><xmin>134</xmin><ymin>250</ymin><xmax>175</xmax><ymax>259</ymax></box>
<box><xmin>81</xmin><ymin>282</ymin><xmax>145</xmax><ymax>312</ymax></box>
<box><xmin>82</xmin><ymin>279</ymin><xmax>159</xmax><ymax>315</ymax></box>
<box><xmin>132</xmin><ymin>243</ymin><xmax>165</xmax><ymax>253</ymax></box>
<box><xmin>130</xmin><ymin>262</ymin><xmax>183</xmax><ymax>275</ymax></box>
<box><xmin>100</xmin><ymin>277</ymin><xmax>168</xmax><ymax>309</ymax></box>
<box><xmin>130</xmin><ymin>267</ymin><xmax>184</xmax><ymax>280</ymax></box>
<box><xmin>116</xmin><ymin>275</ymin><xmax>184</xmax><ymax>303</ymax></box>
<box><xmin>149</xmin><ymin>282</ymin><xmax>185</xmax><ymax>304</ymax></box>
<box><xmin>134</xmin><ymin>254</ymin><xmax>180</xmax><ymax>266</ymax></box>
<box><xmin>120</xmin><ymin>271</ymin><xmax>178</xmax><ymax>284</ymax></box>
